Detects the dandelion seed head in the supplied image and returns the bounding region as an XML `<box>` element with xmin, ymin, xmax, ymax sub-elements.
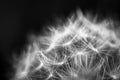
<box><xmin>12</xmin><ymin>9</ymin><xmax>120</xmax><ymax>80</ymax></box>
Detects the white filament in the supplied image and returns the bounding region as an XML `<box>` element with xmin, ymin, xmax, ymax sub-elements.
<box><xmin>13</xmin><ymin>10</ymin><xmax>120</xmax><ymax>80</ymax></box>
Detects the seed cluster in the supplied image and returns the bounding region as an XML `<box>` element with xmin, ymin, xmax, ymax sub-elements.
<box><xmin>14</xmin><ymin>11</ymin><xmax>120</xmax><ymax>80</ymax></box>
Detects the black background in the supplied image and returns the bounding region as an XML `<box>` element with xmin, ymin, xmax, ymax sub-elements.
<box><xmin>0</xmin><ymin>0</ymin><xmax>120</xmax><ymax>80</ymax></box>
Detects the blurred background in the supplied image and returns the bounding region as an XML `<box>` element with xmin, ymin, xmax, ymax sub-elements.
<box><xmin>0</xmin><ymin>0</ymin><xmax>120</xmax><ymax>80</ymax></box>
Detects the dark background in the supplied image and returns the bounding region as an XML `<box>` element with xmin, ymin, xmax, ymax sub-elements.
<box><xmin>0</xmin><ymin>0</ymin><xmax>120</xmax><ymax>80</ymax></box>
